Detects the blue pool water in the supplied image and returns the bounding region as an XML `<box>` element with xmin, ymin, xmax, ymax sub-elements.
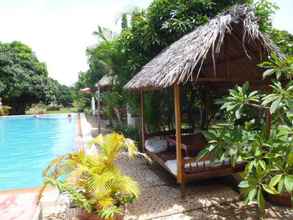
<box><xmin>0</xmin><ymin>114</ymin><xmax>77</xmax><ymax>190</ymax></box>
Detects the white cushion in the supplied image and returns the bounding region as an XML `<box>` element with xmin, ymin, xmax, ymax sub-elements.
<box><xmin>165</xmin><ymin>159</ymin><xmax>178</xmax><ymax>176</ymax></box>
<box><xmin>164</xmin><ymin>159</ymin><xmax>230</xmax><ymax>176</ymax></box>
<box><xmin>145</xmin><ymin>136</ymin><xmax>168</xmax><ymax>153</ymax></box>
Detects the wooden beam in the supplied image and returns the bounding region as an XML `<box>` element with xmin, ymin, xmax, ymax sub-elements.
<box><xmin>174</xmin><ymin>85</ymin><xmax>184</xmax><ymax>184</ymax></box>
<box><xmin>140</xmin><ymin>90</ymin><xmax>145</xmax><ymax>152</ymax></box>
<box><xmin>202</xmin><ymin>54</ymin><xmax>248</xmax><ymax>70</ymax></box>
<box><xmin>195</xmin><ymin>78</ymin><xmax>252</xmax><ymax>82</ymax></box>
<box><xmin>146</xmin><ymin>150</ymin><xmax>177</xmax><ymax>178</ymax></box>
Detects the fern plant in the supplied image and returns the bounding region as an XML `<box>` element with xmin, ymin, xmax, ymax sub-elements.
<box><xmin>39</xmin><ymin>133</ymin><xmax>140</xmax><ymax>219</ymax></box>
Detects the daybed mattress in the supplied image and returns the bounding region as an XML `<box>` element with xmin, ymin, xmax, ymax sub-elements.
<box><xmin>165</xmin><ymin>159</ymin><xmax>230</xmax><ymax>176</ymax></box>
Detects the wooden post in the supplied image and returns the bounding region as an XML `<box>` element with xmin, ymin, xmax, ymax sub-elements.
<box><xmin>140</xmin><ymin>90</ymin><xmax>145</xmax><ymax>152</ymax></box>
<box><xmin>266</xmin><ymin>109</ymin><xmax>272</xmax><ymax>139</ymax></box>
<box><xmin>174</xmin><ymin>85</ymin><xmax>185</xmax><ymax>197</ymax></box>
<box><xmin>97</xmin><ymin>87</ymin><xmax>101</xmax><ymax>134</ymax></box>
<box><xmin>77</xmin><ymin>113</ymin><xmax>83</xmax><ymax>138</ymax></box>
<box><xmin>224</xmin><ymin>37</ymin><xmax>230</xmax><ymax>80</ymax></box>
<box><xmin>77</xmin><ymin>113</ymin><xmax>84</xmax><ymax>150</ymax></box>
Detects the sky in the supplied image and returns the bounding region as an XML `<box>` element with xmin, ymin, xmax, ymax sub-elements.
<box><xmin>0</xmin><ymin>0</ymin><xmax>292</xmax><ymax>86</ymax></box>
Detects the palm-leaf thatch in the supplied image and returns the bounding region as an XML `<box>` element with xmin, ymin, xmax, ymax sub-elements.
<box><xmin>124</xmin><ymin>5</ymin><xmax>283</xmax><ymax>91</ymax></box>
<box><xmin>96</xmin><ymin>74</ymin><xmax>117</xmax><ymax>90</ymax></box>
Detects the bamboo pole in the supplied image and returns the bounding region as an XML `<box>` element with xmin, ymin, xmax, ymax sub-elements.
<box><xmin>174</xmin><ymin>85</ymin><xmax>184</xmax><ymax>184</ymax></box>
<box><xmin>140</xmin><ymin>90</ymin><xmax>145</xmax><ymax>152</ymax></box>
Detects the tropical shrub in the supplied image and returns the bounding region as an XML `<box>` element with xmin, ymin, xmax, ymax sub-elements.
<box><xmin>39</xmin><ymin>133</ymin><xmax>140</xmax><ymax>219</ymax></box>
<box><xmin>112</xmin><ymin>123</ymin><xmax>140</xmax><ymax>143</ymax></box>
<box><xmin>199</xmin><ymin>55</ymin><xmax>293</xmax><ymax>210</ymax></box>
<box><xmin>25</xmin><ymin>103</ymin><xmax>47</xmax><ymax>115</ymax></box>
<box><xmin>46</xmin><ymin>104</ymin><xmax>62</xmax><ymax>111</ymax></box>
<box><xmin>0</xmin><ymin>105</ymin><xmax>11</xmax><ymax>116</ymax></box>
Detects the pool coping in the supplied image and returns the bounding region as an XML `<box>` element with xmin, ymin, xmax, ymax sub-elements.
<box><xmin>0</xmin><ymin>113</ymin><xmax>92</xmax><ymax>220</ymax></box>
<box><xmin>0</xmin><ymin>112</ymin><xmax>78</xmax><ymax>118</ymax></box>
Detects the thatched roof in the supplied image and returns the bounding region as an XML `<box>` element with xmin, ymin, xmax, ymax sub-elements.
<box><xmin>125</xmin><ymin>5</ymin><xmax>282</xmax><ymax>91</ymax></box>
<box><xmin>96</xmin><ymin>75</ymin><xmax>116</xmax><ymax>89</ymax></box>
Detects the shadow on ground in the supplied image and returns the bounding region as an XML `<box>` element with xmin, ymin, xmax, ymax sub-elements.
<box><xmin>119</xmin><ymin>157</ymin><xmax>293</xmax><ymax>220</ymax></box>
<box><xmin>85</xmin><ymin>118</ymin><xmax>293</xmax><ymax>220</ymax></box>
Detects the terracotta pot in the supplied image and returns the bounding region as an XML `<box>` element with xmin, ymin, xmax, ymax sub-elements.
<box><xmin>75</xmin><ymin>209</ymin><xmax>124</xmax><ymax>220</ymax></box>
<box><xmin>266</xmin><ymin>192</ymin><xmax>292</xmax><ymax>207</ymax></box>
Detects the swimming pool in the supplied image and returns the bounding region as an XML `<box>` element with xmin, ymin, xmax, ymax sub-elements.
<box><xmin>0</xmin><ymin>114</ymin><xmax>77</xmax><ymax>190</ymax></box>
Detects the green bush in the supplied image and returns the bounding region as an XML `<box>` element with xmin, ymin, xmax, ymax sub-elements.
<box><xmin>112</xmin><ymin>123</ymin><xmax>140</xmax><ymax>143</ymax></box>
<box><xmin>198</xmin><ymin>55</ymin><xmax>293</xmax><ymax>211</ymax></box>
<box><xmin>83</xmin><ymin>107</ymin><xmax>93</xmax><ymax>116</ymax></box>
<box><xmin>46</xmin><ymin>105</ymin><xmax>62</xmax><ymax>111</ymax></box>
<box><xmin>0</xmin><ymin>106</ymin><xmax>11</xmax><ymax>116</ymax></box>
<box><xmin>26</xmin><ymin>103</ymin><xmax>47</xmax><ymax>115</ymax></box>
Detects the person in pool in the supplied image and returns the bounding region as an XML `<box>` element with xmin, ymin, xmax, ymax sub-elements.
<box><xmin>68</xmin><ymin>113</ymin><xmax>72</xmax><ymax>122</ymax></box>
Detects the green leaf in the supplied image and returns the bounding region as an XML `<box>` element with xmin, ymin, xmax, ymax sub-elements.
<box><xmin>247</xmin><ymin>189</ymin><xmax>257</xmax><ymax>203</ymax></box>
<box><xmin>235</xmin><ymin>109</ymin><xmax>241</xmax><ymax>119</ymax></box>
<box><xmin>262</xmin><ymin>184</ymin><xmax>278</xmax><ymax>195</ymax></box>
<box><xmin>277</xmin><ymin>176</ymin><xmax>285</xmax><ymax>193</ymax></box>
<box><xmin>288</xmin><ymin>152</ymin><xmax>293</xmax><ymax>166</ymax></box>
<box><xmin>270</xmin><ymin>98</ymin><xmax>281</xmax><ymax>114</ymax></box>
<box><xmin>263</xmin><ymin>69</ymin><xmax>274</xmax><ymax>78</ymax></box>
<box><xmin>196</xmin><ymin>148</ymin><xmax>209</xmax><ymax>160</ymax></box>
<box><xmin>287</xmin><ymin>85</ymin><xmax>293</xmax><ymax>91</ymax></box>
<box><xmin>239</xmin><ymin>180</ymin><xmax>249</xmax><ymax>188</ymax></box>
<box><xmin>284</xmin><ymin>175</ymin><xmax>293</xmax><ymax>192</ymax></box>
<box><xmin>269</xmin><ymin>175</ymin><xmax>283</xmax><ymax>187</ymax></box>
<box><xmin>259</xmin><ymin>160</ymin><xmax>266</xmax><ymax>170</ymax></box>
<box><xmin>257</xmin><ymin>190</ymin><xmax>265</xmax><ymax>210</ymax></box>
<box><xmin>249</xmin><ymin>91</ymin><xmax>259</xmax><ymax>97</ymax></box>
<box><xmin>255</xmin><ymin>147</ymin><xmax>262</xmax><ymax>157</ymax></box>
<box><xmin>262</xmin><ymin>94</ymin><xmax>278</xmax><ymax>106</ymax></box>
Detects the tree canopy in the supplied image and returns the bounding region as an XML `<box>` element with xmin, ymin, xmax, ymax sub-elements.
<box><xmin>0</xmin><ymin>41</ymin><xmax>72</xmax><ymax>114</ymax></box>
<box><xmin>74</xmin><ymin>0</ymin><xmax>293</xmax><ymax>130</ymax></box>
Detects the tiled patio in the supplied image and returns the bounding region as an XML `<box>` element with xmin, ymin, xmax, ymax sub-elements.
<box><xmin>0</xmin><ymin>188</ymin><xmax>40</xmax><ymax>220</ymax></box>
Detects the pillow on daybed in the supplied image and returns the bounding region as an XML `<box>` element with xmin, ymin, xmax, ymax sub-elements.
<box><xmin>145</xmin><ymin>136</ymin><xmax>168</xmax><ymax>153</ymax></box>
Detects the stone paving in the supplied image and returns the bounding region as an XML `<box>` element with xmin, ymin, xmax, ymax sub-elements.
<box><xmin>118</xmin><ymin>156</ymin><xmax>293</xmax><ymax>220</ymax></box>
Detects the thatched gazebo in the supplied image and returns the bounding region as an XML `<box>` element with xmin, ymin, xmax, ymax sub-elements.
<box><xmin>124</xmin><ymin>5</ymin><xmax>282</xmax><ymax>195</ymax></box>
<box><xmin>96</xmin><ymin>74</ymin><xmax>116</xmax><ymax>91</ymax></box>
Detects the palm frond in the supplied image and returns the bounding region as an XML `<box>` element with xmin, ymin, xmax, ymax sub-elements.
<box><xmin>40</xmin><ymin>133</ymin><xmax>140</xmax><ymax>216</ymax></box>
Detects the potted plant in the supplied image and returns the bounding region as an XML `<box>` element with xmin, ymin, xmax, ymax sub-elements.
<box><xmin>198</xmin><ymin>55</ymin><xmax>293</xmax><ymax>210</ymax></box>
<box><xmin>39</xmin><ymin>133</ymin><xmax>140</xmax><ymax>220</ymax></box>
